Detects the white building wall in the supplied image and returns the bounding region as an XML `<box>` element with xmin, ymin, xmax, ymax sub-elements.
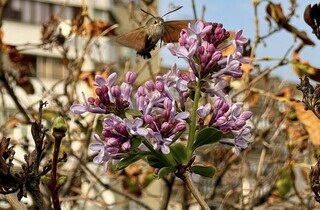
<box><xmin>2</xmin><ymin>20</ymin><xmax>41</xmax><ymax>44</ymax></box>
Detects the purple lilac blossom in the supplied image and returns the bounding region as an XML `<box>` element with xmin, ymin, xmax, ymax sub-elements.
<box><xmin>197</xmin><ymin>103</ymin><xmax>211</xmax><ymax>119</ymax></box>
<box><xmin>167</xmin><ymin>21</ymin><xmax>246</xmax><ymax>81</ymax></box>
<box><xmin>72</xmin><ymin>69</ymin><xmax>191</xmax><ymax>169</ymax></box>
<box><xmin>209</xmin><ymin>96</ymin><xmax>252</xmax><ymax>153</ymax></box>
<box><xmin>167</xmin><ymin>20</ymin><xmax>253</xmax><ymax>153</ymax></box>
<box><xmin>73</xmin><ymin>20</ymin><xmax>253</xmax><ymax>171</ymax></box>
<box><xmin>89</xmin><ymin>134</ymin><xmax>112</xmax><ymax>171</ymax></box>
<box><xmin>71</xmin><ymin>72</ymin><xmax>136</xmax><ymax>116</ymax></box>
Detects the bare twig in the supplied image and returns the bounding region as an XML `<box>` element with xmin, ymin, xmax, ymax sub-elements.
<box><xmin>231</xmin><ymin>45</ymin><xmax>293</xmax><ymax>99</ymax></box>
<box><xmin>191</xmin><ymin>0</ymin><xmax>198</xmax><ymax>20</ymax></box>
<box><xmin>179</xmin><ymin>172</ymin><xmax>210</xmax><ymax>210</ymax></box>
<box><xmin>72</xmin><ymin>154</ymin><xmax>153</xmax><ymax>210</ymax></box>
<box><xmin>28</xmin><ymin>101</ymin><xmax>48</xmax><ymax>210</ymax></box>
<box><xmin>160</xmin><ymin>175</ymin><xmax>175</xmax><ymax>210</ymax></box>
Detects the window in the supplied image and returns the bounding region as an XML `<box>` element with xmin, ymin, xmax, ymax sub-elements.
<box><xmin>34</xmin><ymin>2</ymin><xmax>50</xmax><ymax>23</ymax></box>
<box><xmin>21</xmin><ymin>1</ymin><xmax>32</xmax><ymax>23</ymax></box>
<box><xmin>4</xmin><ymin>0</ymin><xmax>81</xmax><ymax>24</ymax></box>
<box><xmin>4</xmin><ymin>0</ymin><xmax>21</xmax><ymax>20</ymax></box>
<box><xmin>37</xmin><ymin>56</ymin><xmax>67</xmax><ymax>80</ymax></box>
<box><xmin>3</xmin><ymin>53</ymin><xmax>66</xmax><ymax>80</ymax></box>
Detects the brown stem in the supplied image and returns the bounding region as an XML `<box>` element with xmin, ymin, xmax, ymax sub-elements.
<box><xmin>191</xmin><ymin>0</ymin><xmax>198</xmax><ymax>20</ymax></box>
<box><xmin>231</xmin><ymin>45</ymin><xmax>292</xmax><ymax>99</ymax></box>
<box><xmin>207</xmin><ymin>152</ymin><xmax>238</xmax><ymax>200</ymax></box>
<box><xmin>288</xmin><ymin>146</ymin><xmax>310</xmax><ymax>210</ymax></box>
<box><xmin>180</xmin><ymin>172</ymin><xmax>210</xmax><ymax>210</ymax></box>
<box><xmin>27</xmin><ymin>180</ymin><xmax>47</xmax><ymax>210</ymax></box>
<box><xmin>0</xmin><ymin>75</ymin><xmax>31</xmax><ymax>121</ymax></box>
<box><xmin>49</xmin><ymin>130</ymin><xmax>65</xmax><ymax>210</ymax></box>
<box><xmin>182</xmin><ymin>183</ymin><xmax>189</xmax><ymax>210</ymax></box>
<box><xmin>28</xmin><ymin>101</ymin><xmax>48</xmax><ymax>210</ymax></box>
<box><xmin>250</xmin><ymin>0</ymin><xmax>260</xmax><ymax>60</ymax></box>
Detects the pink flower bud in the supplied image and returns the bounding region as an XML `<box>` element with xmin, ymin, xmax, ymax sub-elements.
<box><xmin>121</xmin><ymin>140</ymin><xmax>131</xmax><ymax>151</ymax></box>
<box><xmin>161</xmin><ymin>122</ymin><xmax>171</xmax><ymax>133</ymax></box>
<box><xmin>144</xmin><ymin>115</ymin><xmax>154</xmax><ymax>123</ymax></box>
<box><xmin>111</xmin><ymin>86</ymin><xmax>121</xmax><ymax>97</ymax></box>
<box><xmin>145</xmin><ymin>81</ymin><xmax>155</xmax><ymax>91</ymax></box>
<box><xmin>106</xmin><ymin>137</ymin><xmax>120</xmax><ymax>147</ymax></box>
<box><xmin>156</xmin><ymin>80</ymin><xmax>164</xmax><ymax>92</ymax></box>
<box><xmin>125</xmin><ymin>71</ymin><xmax>136</xmax><ymax>84</ymax></box>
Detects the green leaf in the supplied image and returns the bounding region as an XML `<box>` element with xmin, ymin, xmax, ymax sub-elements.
<box><xmin>157</xmin><ymin>166</ymin><xmax>176</xmax><ymax>179</ymax></box>
<box><xmin>170</xmin><ymin>143</ymin><xmax>189</xmax><ymax>164</ymax></box>
<box><xmin>131</xmin><ymin>138</ymin><xmax>142</xmax><ymax>149</ymax></box>
<box><xmin>275</xmin><ymin>169</ymin><xmax>293</xmax><ymax>197</ymax></box>
<box><xmin>95</xmin><ymin>120</ymin><xmax>103</xmax><ymax>133</ymax></box>
<box><xmin>171</xmin><ymin>130</ymin><xmax>184</xmax><ymax>144</ymax></box>
<box><xmin>147</xmin><ymin>155</ymin><xmax>168</xmax><ymax>168</ymax></box>
<box><xmin>125</xmin><ymin>109</ymin><xmax>142</xmax><ymax>117</ymax></box>
<box><xmin>116</xmin><ymin>152</ymin><xmax>148</xmax><ymax>170</ymax></box>
<box><xmin>191</xmin><ymin>165</ymin><xmax>216</xmax><ymax>178</ymax></box>
<box><xmin>192</xmin><ymin>127</ymin><xmax>223</xmax><ymax>150</ymax></box>
<box><xmin>223</xmin><ymin>132</ymin><xmax>234</xmax><ymax>139</ymax></box>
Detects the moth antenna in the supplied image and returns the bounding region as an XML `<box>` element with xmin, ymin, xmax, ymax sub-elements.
<box><xmin>140</xmin><ymin>9</ymin><xmax>156</xmax><ymax>18</ymax></box>
<box><xmin>162</xmin><ymin>6</ymin><xmax>183</xmax><ymax>17</ymax></box>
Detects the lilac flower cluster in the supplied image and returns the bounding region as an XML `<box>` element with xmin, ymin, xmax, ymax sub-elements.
<box><xmin>71</xmin><ymin>20</ymin><xmax>253</xmax><ymax>170</ymax></box>
<box><xmin>134</xmin><ymin>74</ymin><xmax>189</xmax><ymax>154</ymax></box>
<box><xmin>71</xmin><ymin>72</ymin><xmax>136</xmax><ymax>116</ymax></box>
<box><xmin>71</xmin><ymin>70</ymin><xmax>189</xmax><ymax>170</ymax></box>
<box><xmin>168</xmin><ymin>20</ymin><xmax>252</xmax><ymax>154</ymax></box>
<box><xmin>197</xmin><ymin>96</ymin><xmax>252</xmax><ymax>155</ymax></box>
<box><xmin>88</xmin><ymin>114</ymin><xmax>151</xmax><ymax>170</ymax></box>
<box><xmin>168</xmin><ymin>21</ymin><xmax>248</xmax><ymax>80</ymax></box>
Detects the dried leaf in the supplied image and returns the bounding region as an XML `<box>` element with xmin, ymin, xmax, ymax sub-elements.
<box><xmin>79</xmin><ymin>68</ymin><xmax>111</xmax><ymax>93</ymax></box>
<box><xmin>41</xmin><ymin>15</ymin><xmax>61</xmax><ymax>44</ymax></box>
<box><xmin>266</xmin><ymin>2</ymin><xmax>315</xmax><ymax>45</ymax></box>
<box><xmin>16</xmin><ymin>76</ymin><xmax>35</xmax><ymax>94</ymax></box>
<box><xmin>266</xmin><ymin>3</ymin><xmax>287</xmax><ymax>26</ymax></box>
<box><xmin>90</xmin><ymin>19</ymin><xmax>117</xmax><ymax>37</ymax></box>
<box><xmin>72</xmin><ymin>15</ymin><xmax>116</xmax><ymax>37</ymax></box>
<box><xmin>4</xmin><ymin>117</ymin><xmax>28</xmax><ymax>129</ymax></box>
<box><xmin>291</xmin><ymin>101</ymin><xmax>320</xmax><ymax>145</ymax></box>
<box><xmin>304</xmin><ymin>3</ymin><xmax>320</xmax><ymax>40</ymax></box>
<box><xmin>241</xmin><ymin>63</ymin><xmax>254</xmax><ymax>76</ymax></box>
<box><xmin>0</xmin><ymin>137</ymin><xmax>10</xmax><ymax>157</ymax></box>
<box><xmin>291</xmin><ymin>50</ymin><xmax>320</xmax><ymax>82</ymax></box>
<box><xmin>7</xmin><ymin>46</ymin><xmax>24</xmax><ymax>63</ymax></box>
<box><xmin>248</xmin><ymin>92</ymin><xmax>260</xmax><ymax>107</ymax></box>
<box><xmin>142</xmin><ymin>0</ymin><xmax>154</xmax><ymax>6</ymax></box>
<box><xmin>276</xmin><ymin>87</ymin><xmax>292</xmax><ymax>99</ymax></box>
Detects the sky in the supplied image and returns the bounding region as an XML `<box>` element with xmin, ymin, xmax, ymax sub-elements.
<box><xmin>158</xmin><ymin>0</ymin><xmax>320</xmax><ymax>83</ymax></box>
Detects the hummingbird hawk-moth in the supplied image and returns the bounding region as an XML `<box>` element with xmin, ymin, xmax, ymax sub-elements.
<box><xmin>116</xmin><ymin>6</ymin><xmax>191</xmax><ymax>59</ymax></box>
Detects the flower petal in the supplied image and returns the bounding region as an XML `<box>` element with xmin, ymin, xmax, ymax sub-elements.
<box><xmin>70</xmin><ymin>104</ymin><xmax>88</xmax><ymax>114</ymax></box>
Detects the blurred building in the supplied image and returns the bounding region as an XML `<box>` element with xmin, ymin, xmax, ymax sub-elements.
<box><xmin>2</xmin><ymin>0</ymin><xmax>119</xmax><ymax>78</ymax></box>
<box><xmin>0</xmin><ymin>1</ymin><xmax>165</xmax><ymax>210</ymax></box>
<box><xmin>2</xmin><ymin>0</ymin><xmax>161</xmax><ymax>78</ymax></box>
<box><xmin>0</xmin><ymin>0</ymin><xmax>162</xmax><ymax>127</ymax></box>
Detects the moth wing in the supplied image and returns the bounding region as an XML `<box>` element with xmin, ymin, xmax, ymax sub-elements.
<box><xmin>162</xmin><ymin>20</ymin><xmax>193</xmax><ymax>43</ymax></box>
<box><xmin>116</xmin><ymin>27</ymin><xmax>147</xmax><ymax>51</ymax></box>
